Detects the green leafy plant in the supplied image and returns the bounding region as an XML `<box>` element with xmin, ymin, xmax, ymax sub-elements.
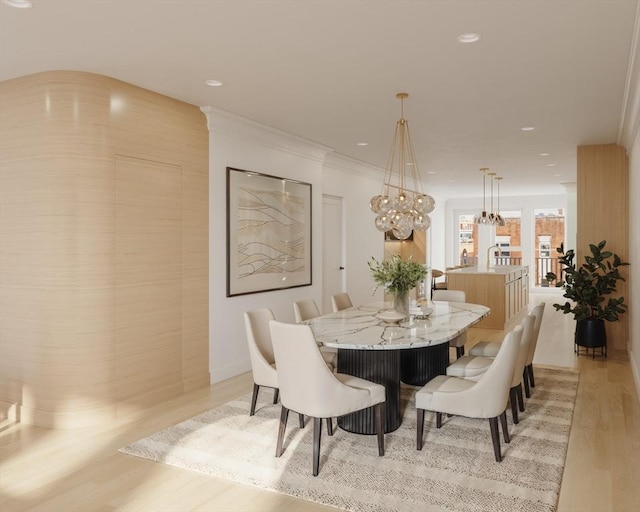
<box><xmin>368</xmin><ymin>255</ymin><xmax>427</xmax><ymax>295</ymax></box>
<box><xmin>545</xmin><ymin>240</ymin><xmax>629</xmax><ymax>322</ymax></box>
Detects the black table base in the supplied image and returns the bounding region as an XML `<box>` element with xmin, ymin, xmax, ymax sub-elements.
<box><xmin>336</xmin><ymin>343</ymin><xmax>450</xmax><ymax>434</ymax></box>
<box><xmin>337</xmin><ymin>349</ymin><xmax>401</xmax><ymax>434</ymax></box>
<box><xmin>400</xmin><ymin>342</ymin><xmax>450</xmax><ymax>386</ymax></box>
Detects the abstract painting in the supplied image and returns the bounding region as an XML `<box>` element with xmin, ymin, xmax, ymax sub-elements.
<box><xmin>227</xmin><ymin>167</ymin><xmax>312</xmax><ymax>296</ymax></box>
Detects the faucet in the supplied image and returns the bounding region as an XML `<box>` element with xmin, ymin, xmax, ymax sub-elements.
<box><xmin>487</xmin><ymin>245</ymin><xmax>502</xmax><ymax>268</ymax></box>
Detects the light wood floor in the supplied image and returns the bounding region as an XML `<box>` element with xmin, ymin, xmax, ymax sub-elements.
<box><xmin>2</xmin><ymin>295</ymin><xmax>639</xmax><ymax>512</ymax></box>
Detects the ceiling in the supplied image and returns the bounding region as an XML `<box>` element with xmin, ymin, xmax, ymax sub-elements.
<box><xmin>1</xmin><ymin>0</ymin><xmax>638</xmax><ymax>199</ymax></box>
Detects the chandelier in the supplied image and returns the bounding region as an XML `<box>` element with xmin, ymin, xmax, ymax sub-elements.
<box><xmin>369</xmin><ymin>93</ymin><xmax>435</xmax><ymax>240</ymax></box>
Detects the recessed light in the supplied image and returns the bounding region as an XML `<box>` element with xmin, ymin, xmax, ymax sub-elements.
<box><xmin>554</xmin><ymin>174</ymin><xmax>561</xmax><ymax>177</ymax></box>
<box><xmin>2</xmin><ymin>0</ymin><xmax>33</xmax><ymax>8</ymax></box>
<box><xmin>457</xmin><ymin>33</ymin><xmax>481</xmax><ymax>43</ymax></box>
<box><xmin>520</xmin><ymin>126</ymin><xmax>535</xmax><ymax>131</ymax></box>
<box><xmin>356</xmin><ymin>142</ymin><xmax>368</xmax><ymax>146</ymax></box>
<box><xmin>539</xmin><ymin>152</ymin><xmax>550</xmax><ymax>156</ymax></box>
<box><xmin>205</xmin><ymin>80</ymin><xmax>223</xmax><ymax>87</ymax></box>
<box><xmin>547</xmin><ymin>163</ymin><xmax>556</xmax><ymax>167</ymax></box>
<box><xmin>427</xmin><ymin>171</ymin><xmax>437</xmax><ymax>175</ymax></box>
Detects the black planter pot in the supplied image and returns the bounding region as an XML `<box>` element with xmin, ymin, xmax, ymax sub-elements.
<box><xmin>575</xmin><ymin>318</ymin><xmax>607</xmax><ymax>358</ymax></box>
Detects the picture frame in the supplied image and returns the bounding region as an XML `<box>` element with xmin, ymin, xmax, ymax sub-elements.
<box><xmin>226</xmin><ymin>167</ymin><xmax>312</xmax><ymax>297</ymax></box>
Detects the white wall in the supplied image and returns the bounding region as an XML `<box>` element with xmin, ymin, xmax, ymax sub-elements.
<box><xmin>203</xmin><ymin>107</ymin><xmax>330</xmax><ymax>383</ymax></box>
<box><xmin>629</xmin><ymin>128</ymin><xmax>639</xmax><ymax>398</ymax></box>
<box><xmin>202</xmin><ymin>108</ymin><xmax>447</xmax><ymax>384</ymax></box>
<box><xmin>619</xmin><ymin>3</ymin><xmax>639</xmax><ymax>398</ymax></box>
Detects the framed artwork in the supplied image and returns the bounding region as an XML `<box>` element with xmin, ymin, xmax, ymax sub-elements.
<box><xmin>226</xmin><ymin>167</ymin><xmax>312</xmax><ymax>297</ymax></box>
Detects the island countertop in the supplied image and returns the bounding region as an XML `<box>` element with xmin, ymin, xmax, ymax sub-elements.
<box><xmin>446</xmin><ymin>265</ymin><xmax>526</xmax><ymax>275</ymax></box>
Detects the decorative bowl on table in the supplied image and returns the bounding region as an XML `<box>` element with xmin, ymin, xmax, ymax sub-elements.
<box><xmin>376</xmin><ymin>311</ymin><xmax>406</xmax><ymax>323</ymax></box>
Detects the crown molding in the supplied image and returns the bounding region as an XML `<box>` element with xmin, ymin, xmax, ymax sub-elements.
<box><xmin>200</xmin><ymin>105</ymin><xmax>333</xmax><ymax>163</ymax></box>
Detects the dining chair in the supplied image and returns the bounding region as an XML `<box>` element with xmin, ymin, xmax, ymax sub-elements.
<box><xmin>447</xmin><ymin>314</ymin><xmax>535</xmax><ymax>423</ymax></box>
<box><xmin>269</xmin><ymin>320</ymin><xmax>386</xmax><ymax>476</ymax></box>
<box><xmin>468</xmin><ymin>303</ymin><xmax>545</xmax><ymax>398</ymax></box>
<box><xmin>522</xmin><ymin>302</ymin><xmax>545</xmax><ymax>397</ymax></box>
<box><xmin>330</xmin><ymin>292</ymin><xmax>353</xmax><ymax>312</ymax></box>
<box><xmin>244</xmin><ymin>309</ymin><xmax>304</xmax><ymax>427</ymax></box>
<box><xmin>293</xmin><ymin>298</ymin><xmax>322</xmax><ymax>322</ymax></box>
<box><xmin>432</xmin><ymin>289</ymin><xmax>467</xmax><ymax>358</ymax></box>
<box><xmin>415</xmin><ymin>325</ymin><xmax>522</xmax><ymax>462</ymax></box>
<box><xmin>293</xmin><ymin>298</ymin><xmax>337</xmax><ymax>367</ymax></box>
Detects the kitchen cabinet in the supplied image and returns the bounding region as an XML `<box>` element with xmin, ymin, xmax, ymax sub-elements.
<box><xmin>445</xmin><ymin>266</ymin><xmax>529</xmax><ymax>330</ymax></box>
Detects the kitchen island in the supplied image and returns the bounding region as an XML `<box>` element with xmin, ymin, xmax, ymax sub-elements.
<box><xmin>446</xmin><ymin>265</ymin><xmax>529</xmax><ymax>329</ymax></box>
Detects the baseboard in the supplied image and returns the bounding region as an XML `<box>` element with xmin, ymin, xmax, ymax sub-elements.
<box><xmin>210</xmin><ymin>358</ymin><xmax>251</xmax><ymax>385</ymax></box>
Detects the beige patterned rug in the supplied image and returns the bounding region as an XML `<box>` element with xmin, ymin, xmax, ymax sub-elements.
<box><xmin>120</xmin><ymin>367</ymin><xmax>579</xmax><ymax>512</ymax></box>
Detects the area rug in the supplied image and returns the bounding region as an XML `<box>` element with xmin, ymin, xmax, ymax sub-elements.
<box><xmin>120</xmin><ymin>367</ymin><xmax>579</xmax><ymax>512</ymax></box>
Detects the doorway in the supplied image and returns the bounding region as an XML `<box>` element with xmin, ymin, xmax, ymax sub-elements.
<box><xmin>322</xmin><ymin>195</ymin><xmax>344</xmax><ymax>314</ymax></box>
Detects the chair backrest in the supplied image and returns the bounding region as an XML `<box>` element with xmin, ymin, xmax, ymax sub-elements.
<box><xmin>511</xmin><ymin>314</ymin><xmax>535</xmax><ymax>387</ymax></box>
<box><xmin>468</xmin><ymin>325</ymin><xmax>522</xmax><ymax>417</ymax></box>
<box><xmin>331</xmin><ymin>292</ymin><xmax>353</xmax><ymax>312</ymax></box>
<box><xmin>432</xmin><ymin>289</ymin><xmax>466</xmax><ymax>302</ymax></box>
<box><xmin>431</xmin><ymin>325</ymin><xmax>521</xmax><ymax>418</ymax></box>
<box><xmin>270</xmin><ymin>321</ymin><xmax>370</xmax><ymax>418</ymax></box>
<box><xmin>244</xmin><ymin>308</ymin><xmax>278</xmax><ymax>387</ymax></box>
<box><xmin>293</xmin><ymin>298</ymin><xmax>321</xmax><ymax>323</ymax></box>
<box><xmin>525</xmin><ymin>302</ymin><xmax>546</xmax><ymax>365</ymax></box>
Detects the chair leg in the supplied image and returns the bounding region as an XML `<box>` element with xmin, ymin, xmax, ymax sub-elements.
<box><xmin>273</xmin><ymin>388</ymin><xmax>279</xmax><ymax>405</ymax></box>
<box><xmin>509</xmin><ymin>387</ymin><xmax>519</xmax><ymax>424</ymax></box>
<box><xmin>275</xmin><ymin>406</ymin><xmax>289</xmax><ymax>457</ymax></box>
<box><xmin>417</xmin><ymin>408</ymin><xmax>425</xmax><ymax>450</ymax></box>
<box><xmin>527</xmin><ymin>364</ymin><xmax>536</xmax><ymax>388</ymax></box>
<box><xmin>375</xmin><ymin>403</ymin><xmax>385</xmax><ymax>456</ymax></box>
<box><xmin>298</xmin><ymin>414</ymin><xmax>305</xmax><ymax>428</ymax></box>
<box><xmin>523</xmin><ymin>368</ymin><xmax>531</xmax><ymax>398</ymax></box>
<box><xmin>326</xmin><ymin>417</ymin><xmax>334</xmax><ymax>436</ymax></box>
<box><xmin>250</xmin><ymin>383</ymin><xmax>259</xmax><ymax>416</ymax></box>
<box><xmin>312</xmin><ymin>417</ymin><xmax>322</xmax><ymax>476</ymax></box>
<box><xmin>500</xmin><ymin>411</ymin><xmax>510</xmax><ymax>444</ymax></box>
<box><xmin>489</xmin><ymin>417</ymin><xmax>502</xmax><ymax>462</ymax></box>
<box><xmin>516</xmin><ymin>383</ymin><xmax>525</xmax><ymax>412</ymax></box>
<box><xmin>456</xmin><ymin>346</ymin><xmax>465</xmax><ymax>358</ymax></box>
<box><xmin>436</xmin><ymin>412</ymin><xmax>443</xmax><ymax>428</ymax></box>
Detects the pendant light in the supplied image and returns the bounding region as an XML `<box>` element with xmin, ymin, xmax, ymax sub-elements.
<box><xmin>473</xmin><ymin>167</ymin><xmax>490</xmax><ymax>225</ymax></box>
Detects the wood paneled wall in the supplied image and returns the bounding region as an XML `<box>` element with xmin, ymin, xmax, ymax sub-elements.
<box><xmin>0</xmin><ymin>71</ymin><xmax>209</xmax><ymax>427</ymax></box>
<box><xmin>577</xmin><ymin>144</ymin><xmax>629</xmax><ymax>357</ymax></box>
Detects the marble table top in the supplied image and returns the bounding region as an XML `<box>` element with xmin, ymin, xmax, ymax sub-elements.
<box><xmin>306</xmin><ymin>301</ymin><xmax>490</xmax><ymax>350</ymax></box>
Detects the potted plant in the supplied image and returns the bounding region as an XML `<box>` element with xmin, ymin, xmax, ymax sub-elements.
<box><xmin>545</xmin><ymin>240</ymin><xmax>629</xmax><ymax>357</ymax></box>
<box><xmin>368</xmin><ymin>255</ymin><xmax>427</xmax><ymax>316</ymax></box>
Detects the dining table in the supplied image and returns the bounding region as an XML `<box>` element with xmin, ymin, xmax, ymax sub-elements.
<box><xmin>305</xmin><ymin>301</ymin><xmax>490</xmax><ymax>434</ymax></box>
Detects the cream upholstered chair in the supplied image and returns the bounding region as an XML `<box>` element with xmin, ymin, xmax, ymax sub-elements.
<box><xmin>293</xmin><ymin>298</ymin><xmax>337</xmax><ymax>368</ymax></box>
<box><xmin>293</xmin><ymin>298</ymin><xmax>321</xmax><ymax>322</ymax></box>
<box><xmin>244</xmin><ymin>309</ymin><xmax>304</xmax><ymax>428</ymax></box>
<box><xmin>468</xmin><ymin>303</ymin><xmax>545</xmax><ymax>398</ymax></box>
<box><xmin>415</xmin><ymin>325</ymin><xmax>522</xmax><ymax>462</ymax></box>
<box><xmin>432</xmin><ymin>289</ymin><xmax>467</xmax><ymax>358</ymax></box>
<box><xmin>330</xmin><ymin>292</ymin><xmax>353</xmax><ymax>312</ymax></box>
<box><xmin>523</xmin><ymin>302</ymin><xmax>545</xmax><ymax>397</ymax></box>
<box><xmin>446</xmin><ymin>314</ymin><xmax>535</xmax><ymax>424</ymax></box>
<box><xmin>270</xmin><ymin>320</ymin><xmax>386</xmax><ymax>476</ymax></box>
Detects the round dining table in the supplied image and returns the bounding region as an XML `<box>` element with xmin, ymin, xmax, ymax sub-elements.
<box><xmin>305</xmin><ymin>301</ymin><xmax>490</xmax><ymax>434</ymax></box>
